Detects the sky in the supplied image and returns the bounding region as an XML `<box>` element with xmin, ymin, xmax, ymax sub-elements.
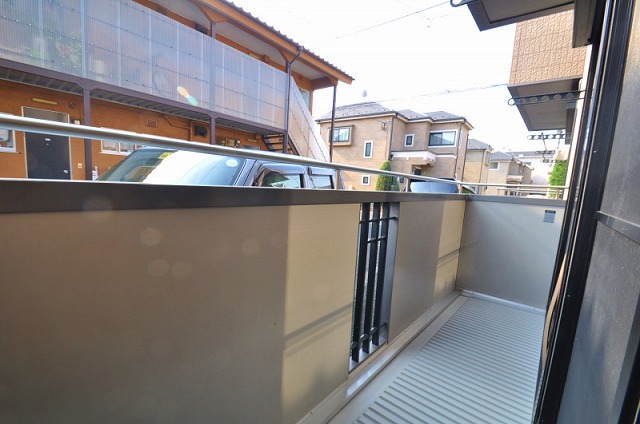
<box><xmin>230</xmin><ymin>0</ymin><xmax>550</xmax><ymax>152</ymax></box>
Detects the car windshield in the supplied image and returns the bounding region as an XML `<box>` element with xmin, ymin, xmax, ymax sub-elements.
<box><xmin>98</xmin><ymin>149</ymin><xmax>246</xmax><ymax>186</ymax></box>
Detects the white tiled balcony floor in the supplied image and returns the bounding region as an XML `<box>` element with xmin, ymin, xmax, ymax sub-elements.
<box><xmin>330</xmin><ymin>294</ymin><xmax>545</xmax><ymax>424</ymax></box>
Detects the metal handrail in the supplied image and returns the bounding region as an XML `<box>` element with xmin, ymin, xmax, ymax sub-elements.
<box><xmin>0</xmin><ymin>115</ymin><xmax>568</xmax><ymax>193</ymax></box>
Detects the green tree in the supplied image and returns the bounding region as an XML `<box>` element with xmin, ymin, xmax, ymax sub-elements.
<box><xmin>549</xmin><ymin>160</ymin><xmax>568</xmax><ymax>198</ymax></box>
<box><xmin>375</xmin><ymin>160</ymin><xmax>393</xmax><ymax>191</ymax></box>
<box><xmin>549</xmin><ymin>160</ymin><xmax>568</xmax><ymax>186</ymax></box>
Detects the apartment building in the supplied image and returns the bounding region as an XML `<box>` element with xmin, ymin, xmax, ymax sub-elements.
<box><xmin>507</xmin><ymin>10</ymin><xmax>588</xmax><ymax>188</ymax></box>
<box><xmin>0</xmin><ymin>0</ymin><xmax>353</xmax><ymax>180</ymax></box>
<box><xmin>316</xmin><ymin>102</ymin><xmax>473</xmax><ymax>190</ymax></box>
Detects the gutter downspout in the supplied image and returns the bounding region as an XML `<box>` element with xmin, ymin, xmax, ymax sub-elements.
<box><xmin>283</xmin><ymin>47</ymin><xmax>303</xmax><ymax>154</ymax></box>
<box><xmin>329</xmin><ymin>84</ymin><xmax>337</xmax><ymax>162</ymax></box>
<box><xmin>387</xmin><ymin>115</ymin><xmax>395</xmax><ymax>161</ymax></box>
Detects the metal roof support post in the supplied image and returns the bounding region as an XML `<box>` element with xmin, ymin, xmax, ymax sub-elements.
<box><xmin>81</xmin><ymin>87</ymin><xmax>93</xmax><ymax>180</ymax></box>
<box><xmin>209</xmin><ymin>113</ymin><xmax>216</xmax><ymax>146</ymax></box>
<box><xmin>329</xmin><ymin>84</ymin><xmax>337</xmax><ymax>162</ymax></box>
<box><xmin>283</xmin><ymin>48</ymin><xmax>302</xmax><ymax>154</ymax></box>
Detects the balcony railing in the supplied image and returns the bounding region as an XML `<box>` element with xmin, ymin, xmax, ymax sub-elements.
<box><xmin>0</xmin><ymin>0</ymin><xmax>330</xmax><ymax>159</ymax></box>
<box><xmin>0</xmin><ymin>117</ymin><xmax>565</xmax><ymax>423</ymax></box>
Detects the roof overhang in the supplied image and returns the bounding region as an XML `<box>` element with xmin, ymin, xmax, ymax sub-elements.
<box><xmin>458</xmin><ymin>0</ymin><xmax>603</xmax><ymax>47</ymax></box>
<box><xmin>507</xmin><ymin>78</ymin><xmax>581</xmax><ymax>131</ymax></box>
<box><xmin>460</xmin><ymin>0</ymin><xmax>573</xmax><ymax>31</ymax></box>
<box><xmin>143</xmin><ymin>0</ymin><xmax>353</xmax><ymax>89</ymax></box>
<box><xmin>390</xmin><ymin>151</ymin><xmax>437</xmax><ymax>166</ymax></box>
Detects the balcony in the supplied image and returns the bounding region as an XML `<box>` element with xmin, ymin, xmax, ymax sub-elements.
<box><xmin>0</xmin><ymin>124</ymin><xmax>563</xmax><ymax>423</ymax></box>
<box><xmin>0</xmin><ymin>0</ymin><xmax>328</xmax><ymax>160</ymax></box>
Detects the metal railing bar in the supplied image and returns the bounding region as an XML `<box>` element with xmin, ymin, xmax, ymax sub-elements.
<box><xmin>0</xmin><ymin>115</ymin><xmax>568</xmax><ymax>191</ymax></box>
<box><xmin>372</xmin><ymin>203</ymin><xmax>390</xmax><ymax>346</ymax></box>
<box><xmin>362</xmin><ymin>203</ymin><xmax>381</xmax><ymax>354</ymax></box>
<box><xmin>351</xmin><ymin>203</ymin><xmax>370</xmax><ymax>362</ymax></box>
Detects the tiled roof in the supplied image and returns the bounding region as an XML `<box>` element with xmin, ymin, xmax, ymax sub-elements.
<box><xmin>423</xmin><ymin>111</ymin><xmax>465</xmax><ymax>121</ymax></box>
<box><xmin>490</xmin><ymin>151</ymin><xmax>515</xmax><ymax>161</ymax></box>
<box><xmin>468</xmin><ymin>138</ymin><xmax>492</xmax><ymax>150</ymax></box>
<box><xmin>317</xmin><ymin>102</ymin><xmax>466</xmax><ymax>123</ymax></box>
<box><xmin>318</xmin><ymin>102</ymin><xmax>394</xmax><ymax>120</ymax></box>
<box><xmin>397</xmin><ymin>109</ymin><xmax>426</xmax><ymax>120</ymax></box>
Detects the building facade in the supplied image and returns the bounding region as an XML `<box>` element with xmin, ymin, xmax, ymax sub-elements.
<box><xmin>316</xmin><ymin>102</ymin><xmax>473</xmax><ymax>190</ymax></box>
<box><xmin>0</xmin><ymin>0</ymin><xmax>352</xmax><ymax>180</ymax></box>
<box><xmin>508</xmin><ymin>10</ymin><xmax>588</xmax><ymax>189</ymax></box>
<box><xmin>462</xmin><ymin>138</ymin><xmax>493</xmax><ymax>193</ymax></box>
<box><xmin>486</xmin><ymin>151</ymin><xmax>533</xmax><ymax>195</ymax></box>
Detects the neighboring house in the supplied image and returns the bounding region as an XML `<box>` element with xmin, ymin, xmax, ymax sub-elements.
<box><xmin>463</xmin><ymin>138</ymin><xmax>493</xmax><ymax>193</ymax></box>
<box><xmin>316</xmin><ymin>102</ymin><xmax>473</xmax><ymax>190</ymax></box>
<box><xmin>486</xmin><ymin>151</ymin><xmax>533</xmax><ymax>195</ymax></box>
<box><xmin>508</xmin><ymin>149</ymin><xmax>557</xmax><ymax>185</ymax></box>
<box><xmin>0</xmin><ymin>0</ymin><xmax>353</xmax><ymax>180</ymax></box>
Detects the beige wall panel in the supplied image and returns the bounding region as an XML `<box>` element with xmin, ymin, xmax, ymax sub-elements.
<box><xmin>457</xmin><ymin>199</ymin><xmax>564</xmax><ymax>308</ymax></box>
<box><xmin>282</xmin><ymin>204</ymin><xmax>360</xmax><ymax>423</ymax></box>
<box><xmin>435</xmin><ymin>200</ymin><xmax>466</xmax><ymax>299</ymax></box>
<box><xmin>389</xmin><ymin>200</ymin><xmax>446</xmax><ymax>341</ymax></box>
<box><xmin>0</xmin><ymin>203</ymin><xmax>360</xmax><ymax>423</ymax></box>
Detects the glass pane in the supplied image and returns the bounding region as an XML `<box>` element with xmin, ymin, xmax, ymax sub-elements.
<box><xmin>102</xmin><ymin>141</ymin><xmax>119</xmax><ymax>153</ymax></box>
<box><xmin>309</xmin><ymin>174</ymin><xmax>332</xmax><ymax>189</ymax></box>
<box><xmin>260</xmin><ymin>173</ymin><xmax>302</xmax><ymax>188</ymax></box>
<box><xmin>333</xmin><ymin>127</ymin><xmax>350</xmax><ymax>142</ymax></box>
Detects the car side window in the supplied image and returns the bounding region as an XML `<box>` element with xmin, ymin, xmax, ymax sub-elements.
<box><xmin>308</xmin><ymin>174</ymin><xmax>333</xmax><ymax>189</ymax></box>
<box><xmin>257</xmin><ymin>172</ymin><xmax>303</xmax><ymax>188</ymax></box>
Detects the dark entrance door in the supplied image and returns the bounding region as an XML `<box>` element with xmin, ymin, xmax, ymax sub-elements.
<box><xmin>25</xmin><ymin>133</ymin><xmax>71</xmax><ymax>179</ymax></box>
<box><xmin>23</xmin><ymin>107</ymin><xmax>71</xmax><ymax>180</ymax></box>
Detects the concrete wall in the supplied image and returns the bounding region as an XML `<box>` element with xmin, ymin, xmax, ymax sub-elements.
<box><xmin>457</xmin><ymin>197</ymin><xmax>565</xmax><ymax>309</ymax></box>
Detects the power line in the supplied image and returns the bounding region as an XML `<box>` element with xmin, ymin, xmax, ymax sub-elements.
<box><xmin>335</xmin><ymin>1</ymin><xmax>449</xmax><ymax>39</ymax></box>
<box><xmin>374</xmin><ymin>82</ymin><xmax>508</xmax><ymax>104</ymax></box>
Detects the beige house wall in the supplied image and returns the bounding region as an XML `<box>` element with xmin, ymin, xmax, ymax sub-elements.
<box><xmin>510</xmin><ymin>10</ymin><xmax>587</xmax><ymax>85</ymax></box>
<box><xmin>320</xmin><ymin>116</ymin><xmax>392</xmax><ymax>190</ymax></box>
<box><xmin>320</xmin><ymin>115</ymin><xmax>471</xmax><ymax>190</ymax></box>
<box><xmin>463</xmin><ymin>150</ymin><xmax>489</xmax><ymax>184</ymax></box>
<box><xmin>486</xmin><ymin>162</ymin><xmax>509</xmax><ymax>195</ymax></box>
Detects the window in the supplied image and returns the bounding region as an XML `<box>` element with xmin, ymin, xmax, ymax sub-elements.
<box><xmin>332</xmin><ymin>126</ymin><xmax>351</xmax><ymax>143</ymax></box>
<box><xmin>299</xmin><ymin>88</ymin><xmax>311</xmax><ymax>109</ymax></box>
<box><xmin>0</xmin><ymin>127</ymin><xmax>15</xmax><ymax>152</ymax></box>
<box><xmin>0</xmin><ymin>113</ymin><xmax>16</xmax><ymax>152</ymax></box>
<box><xmin>429</xmin><ymin>130</ymin><xmax>457</xmax><ymax>146</ymax></box>
<box><xmin>489</xmin><ymin>162</ymin><xmax>499</xmax><ymax>170</ymax></box>
<box><xmin>362</xmin><ymin>175</ymin><xmax>370</xmax><ymax>185</ymax></box>
<box><xmin>404</xmin><ymin>134</ymin><xmax>414</xmax><ymax>147</ymax></box>
<box><xmin>259</xmin><ymin>172</ymin><xmax>302</xmax><ymax>188</ymax></box>
<box><xmin>308</xmin><ymin>167</ymin><xmax>334</xmax><ymax>189</ymax></box>
<box><xmin>364</xmin><ymin>140</ymin><xmax>373</xmax><ymax>158</ymax></box>
<box><xmin>102</xmin><ymin>141</ymin><xmax>139</xmax><ymax>155</ymax></box>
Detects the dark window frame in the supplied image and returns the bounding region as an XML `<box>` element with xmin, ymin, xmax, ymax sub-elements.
<box><xmin>429</xmin><ymin>130</ymin><xmax>457</xmax><ymax>147</ymax></box>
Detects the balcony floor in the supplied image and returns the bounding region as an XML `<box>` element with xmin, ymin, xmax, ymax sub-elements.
<box><xmin>330</xmin><ymin>293</ymin><xmax>544</xmax><ymax>424</ymax></box>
